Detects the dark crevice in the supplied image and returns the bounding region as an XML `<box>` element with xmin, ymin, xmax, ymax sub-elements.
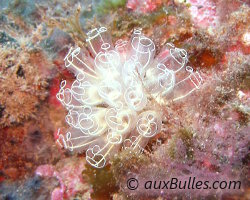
<box><xmin>16</xmin><ymin>65</ymin><xmax>25</xmax><ymax>78</ymax></box>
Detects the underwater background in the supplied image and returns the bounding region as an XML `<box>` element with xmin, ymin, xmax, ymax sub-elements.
<box><xmin>0</xmin><ymin>0</ymin><xmax>249</xmax><ymax>199</ymax></box>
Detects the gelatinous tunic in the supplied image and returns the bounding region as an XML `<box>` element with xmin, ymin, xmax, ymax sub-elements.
<box><xmin>56</xmin><ymin>27</ymin><xmax>202</xmax><ymax>168</ymax></box>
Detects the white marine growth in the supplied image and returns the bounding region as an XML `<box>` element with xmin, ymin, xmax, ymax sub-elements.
<box><xmin>56</xmin><ymin>27</ymin><xmax>202</xmax><ymax>168</ymax></box>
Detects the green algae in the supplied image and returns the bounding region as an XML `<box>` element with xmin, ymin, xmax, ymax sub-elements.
<box><xmin>111</xmin><ymin>8</ymin><xmax>167</xmax><ymax>38</ymax></box>
<box><xmin>7</xmin><ymin>0</ymin><xmax>37</xmax><ymax>24</ymax></box>
<box><xmin>82</xmin><ymin>164</ymin><xmax>118</xmax><ymax>200</ymax></box>
<box><xmin>0</xmin><ymin>32</ymin><xmax>17</xmax><ymax>46</ymax></box>
<box><xmin>96</xmin><ymin>0</ymin><xmax>127</xmax><ymax>15</ymax></box>
<box><xmin>111</xmin><ymin>150</ymin><xmax>150</xmax><ymax>181</ymax></box>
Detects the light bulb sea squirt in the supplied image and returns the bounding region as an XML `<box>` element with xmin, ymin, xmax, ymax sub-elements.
<box><xmin>56</xmin><ymin>27</ymin><xmax>202</xmax><ymax>168</ymax></box>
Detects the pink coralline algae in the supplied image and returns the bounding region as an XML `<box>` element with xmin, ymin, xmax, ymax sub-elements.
<box><xmin>36</xmin><ymin>158</ymin><xmax>89</xmax><ymax>200</ymax></box>
<box><xmin>186</xmin><ymin>0</ymin><xmax>218</xmax><ymax>28</ymax></box>
<box><xmin>127</xmin><ymin>0</ymin><xmax>162</xmax><ymax>13</ymax></box>
<box><xmin>56</xmin><ymin>27</ymin><xmax>202</xmax><ymax>168</ymax></box>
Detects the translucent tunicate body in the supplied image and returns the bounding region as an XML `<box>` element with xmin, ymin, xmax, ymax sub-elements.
<box><xmin>56</xmin><ymin>27</ymin><xmax>203</xmax><ymax>168</ymax></box>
